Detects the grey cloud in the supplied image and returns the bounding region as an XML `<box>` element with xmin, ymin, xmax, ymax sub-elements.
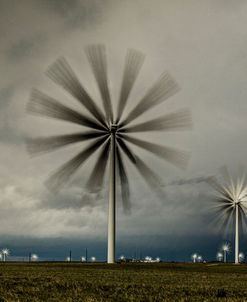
<box><xmin>168</xmin><ymin>176</ymin><xmax>212</xmax><ymax>186</ymax></box>
<box><xmin>0</xmin><ymin>86</ymin><xmax>14</xmax><ymax>108</ymax></box>
<box><xmin>37</xmin><ymin>188</ymin><xmax>105</xmax><ymax>210</ymax></box>
<box><xmin>36</xmin><ymin>0</ymin><xmax>105</xmax><ymax>29</ymax></box>
<box><xmin>5</xmin><ymin>33</ymin><xmax>47</xmax><ymax>62</ymax></box>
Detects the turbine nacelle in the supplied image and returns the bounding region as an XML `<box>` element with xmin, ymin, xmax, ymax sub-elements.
<box><xmin>234</xmin><ymin>199</ymin><xmax>240</xmax><ymax>205</ymax></box>
<box><xmin>110</xmin><ymin>124</ymin><xmax>118</xmax><ymax>133</ymax></box>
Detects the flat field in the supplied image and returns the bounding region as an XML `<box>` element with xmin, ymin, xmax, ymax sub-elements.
<box><xmin>0</xmin><ymin>262</ymin><xmax>247</xmax><ymax>301</ymax></box>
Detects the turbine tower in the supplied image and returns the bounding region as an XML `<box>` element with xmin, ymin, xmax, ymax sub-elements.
<box><xmin>208</xmin><ymin>167</ymin><xmax>247</xmax><ymax>264</ymax></box>
<box><xmin>26</xmin><ymin>44</ymin><xmax>191</xmax><ymax>263</ymax></box>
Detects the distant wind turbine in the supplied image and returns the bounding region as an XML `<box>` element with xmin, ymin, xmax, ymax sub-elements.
<box><xmin>207</xmin><ymin>167</ymin><xmax>247</xmax><ymax>264</ymax></box>
<box><xmin>216</xmin><ymin>252</ymin><xmax>223</xmax><ymax>262</ymax></box>
<box><xmin>197</xmin><ymin>255</ymin><xmax>202</xmax><ymax>262</ymax></box>
<box><xmin>26</xmin><ymin>44</ymin><xmax>191</xmax><ymax>263</ymax></box>
<box><xmin>222</xmin><ymin>243</ymin><xmax>230</xmax><ymax>263</ymax></box>
<box><xmin>191</xmin><ymin>253</ymin><xmax>197</xmax><ymax>263</ymax></box>
<box><xmin>31</xmin><ymin>254</ymin><xmax>39</xmax><ymax>261</ymax></box>
<box><xmin>239</xmin><ymin>252</ymin><xmax>245</xmax><ymax>263</ymax></box>
<box><xmin>2</xmin><ymin>248</ymin><xmax>10</xmax><ymax>262</ymax></box>
<box><xmin>91</xmin><ymin>256</ymin><xmax>96</xmax><ymax>262</ymax></box>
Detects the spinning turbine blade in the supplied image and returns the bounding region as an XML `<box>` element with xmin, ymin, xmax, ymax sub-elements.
<box><xmin>27</xmin><ymin>132</ymin><xmax>107</xmax><ymax>155</ymax></box>
<box><xmin>210</xmin><ymin>204</ymin><xmax>234</xmax><ymax>234</ymax></box>
<box><xmin>121</xmin><ymin>135</ymin><xmax>189</xmax><ymax>169</ymax></box>
<box><xmin>116</xmin><ymin>49</ymin><xmax>145</xmax><ymax>123</ymax></box>
<box><xmin>206</xmin><ymin>176</ymin><xmax>233</xmax><ymax>202</ymax></box>
<box><xmin>206</xmin><ymin>177</ymin><xmax>225</xmax><ymax>195</ymax></box>
<box><xmin>86</xmin><ymin>138</ymin><xmax>110</xmax><ymax>193</ymax></box>
<box><xmin>46</xmin><ymin>136</ymin><xmax>108</xmax><ymax>192</ymax></box>
<box><xmin>85</xmin><ymin>44</ymin><xmax>113</xmax><ymax>123</ymax></box>
<box><xmin>117</xmin><ymin>139</ymin><xmax>164</xmax><ymax>192</ymax></box>
<box><xmin>236</xmin><ymin>168</ymin><xmax>247</xmax><ymax>199</ymax></box>
<box><xmin>220</xmin><ymin>166</ymin><xmax>232</xmax><ymax>184</ymax></box>
<box><xmin>116</xmin><ymin>137</ymin><xmax>136</xmax><ymax>163</ymax></box>
<box><xmin>46</xmin><ymin>57</ymin><xmax>106</xmax><ymax>127</ymax></box>
<box><xmin>119</xmin><ymin>109</ymin><xmax>192</xmax><ymax>133</ymax></box>
<box><xmin>239</xmin><ymin>206</ymin><xmax>245</xmax><ymax>232</ymax></box>
<box><xmin>221</xmin><ymin>207</ymin><xmax>235</xmax><ymax>235</ymax></box>
<box><xmin>239</xmin><ymin>205</ymin><xmax>247</xmax><ymax>232</ymax></box>
<box><xmin>116</xmin><ymin>145</ymin><xmax>131</xmax><ymax>212</ymax></box>
<box><xmin>220</xmin><ymin>166</ymin><xmax>235</xmax><ymax>197</ymax></box>
<box><xmin>134</xmin><ymin>155</ymin><xmax>164</xmax><ymax>191</ymax></box>
<box><xmin>121</xmin><ymin>72</ymin><xmax>179</xmax><ymax>126</ymax></box>
<box><xmin>213</xmin><ymin>197</ymin><xmax>233</xmax><ymax>205</ymax></box>
<box><xmin>27</xmin><ymin>89</ymin><xmax>105</xmax><ymax>131</ymax></box>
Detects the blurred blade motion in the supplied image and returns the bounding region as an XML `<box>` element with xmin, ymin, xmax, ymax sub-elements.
<box><xmin>46</xmin><ymin>57</ymin><xmax>106</xmax><ymax>127</ymax></box>
<box><xmin>121</xmin><ymin>134</ymin><xmax>189</xmax><ymax>169</ymax></box>
<box><xmin>86</xmin><ymin>138</ymin><xmax>110</xmax><ymax>193</ymax></box>
<box><xmin>120</xmin><ymin>72</ymin><xmax>179</xmax><ymax>126</ymax></box>
<box><xmin>117</xmin><ymin>139</ymin><xmax>164</xmax><ymax>196</ymax></box>
<box><xmin>85</xmin><ymin>44</ymin><xmax>113</xmax><ymax>124</ymax></box>
<box><xmin>45</xmin><ymin>136</ymin><xmax>108</xmax><ymax>192</ymax></box>
<box><xmin>116</xmin><ymin>145</ymin><xmax>131</xmax><ymax>213</ymax></box>
<box><xmin>116</xmin><ymin>49</ymin><xmax>145</xmax><ymax>123</ymax></box>
<box><xmin>27</xmin><ymin>89</ymin><xmax>106</xmax><ymax>131</ymax></box>
<box><xmin>27</xmin><ymin>132</ymin><xmax>107</xmax><ymax>155</ymax></box>
<box><xmin>120</xmin><ymin>108</ymin><xmax>192</xmax><ymax>133</ymax></box>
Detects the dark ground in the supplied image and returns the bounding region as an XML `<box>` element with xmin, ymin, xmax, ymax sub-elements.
<box><xmin>0</xmin><ymin>262</ymin><xmax>247</xmax><ymax>301</ymax></box>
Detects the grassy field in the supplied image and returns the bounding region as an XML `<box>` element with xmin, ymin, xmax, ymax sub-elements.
<box><xmin>0</xmin><ymin>262</ymin><xmax>247</xmax><ymax>301</ymax></box>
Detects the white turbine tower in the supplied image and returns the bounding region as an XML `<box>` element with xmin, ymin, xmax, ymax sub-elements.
<box><xmin>27</xmin><ymin>44</ymin><xmax>191</xmax><ymax>263</ymax></box>
<box><xmin>208</xmin><ymin>167</ymin><xmax>247</xmax><ymax>264</ymax></box>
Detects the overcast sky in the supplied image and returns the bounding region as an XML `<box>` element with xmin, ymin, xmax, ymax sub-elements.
<box><xmin>1</xmin><ymin>0</ymin><xmax>247</xmax><ymax>261</ymax></box>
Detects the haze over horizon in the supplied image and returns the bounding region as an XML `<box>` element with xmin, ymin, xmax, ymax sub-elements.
<box><xmin>1</xmin><ymin>0</ymin><xmax>247</xmax><ymax>261</ymax></box>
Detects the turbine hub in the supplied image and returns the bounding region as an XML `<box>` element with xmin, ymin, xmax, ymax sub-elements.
<box><xmin>235</xmin><ymin>199</ymin><xmax>240</xmax><ymax>205</ymax></box>
<box><xmin>110</xmin><ymin>124</ymin><xmax>118</xmax><ymax>133</ymax></box>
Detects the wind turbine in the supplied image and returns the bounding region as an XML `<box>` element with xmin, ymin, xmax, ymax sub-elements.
<box><xmin>26</xmin><ymin>44</ymin><xmax>191</xmax><ymax>263</ymax></box>
<box><xmin>197</xmin><ymin>255</ymin><xmax>202</xmax><ymax>263</ymax></box>
<box><xmin>239</xmin><ymin>252</ymin><xmax>245</xmax><ymax>263</ymax></box>
<box><xmin>31</xmin><ymin>254</ymin><xmax>39</xmax><ymax>261</ymax></box>
<box><xmin>222</xmin><ymin>243</ymin><xmax>230</xmax><ymax>263</ymax></box>
<box><xmin>216</xmin><ymin>252</ymin><xmax>223</xmax><ymax>262</ymax></box>
<box><xmin>207</xmin><ymin>167</ymin><xmax>247</xmax><ymax>264</ymax></box>
<box><xmin>191</xmin><ymin>253</ymin><xmax>197</xmax><ymax>263</ymax></box>
<box><xmin>2</xmin><ymin>248</ymin><xmax>10</xmax><ymax>262</ymax></box>
<box><xmin>91</xmin><ymin>256</ymin><xmax>96</xmax><ymax>262</ymax></box>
